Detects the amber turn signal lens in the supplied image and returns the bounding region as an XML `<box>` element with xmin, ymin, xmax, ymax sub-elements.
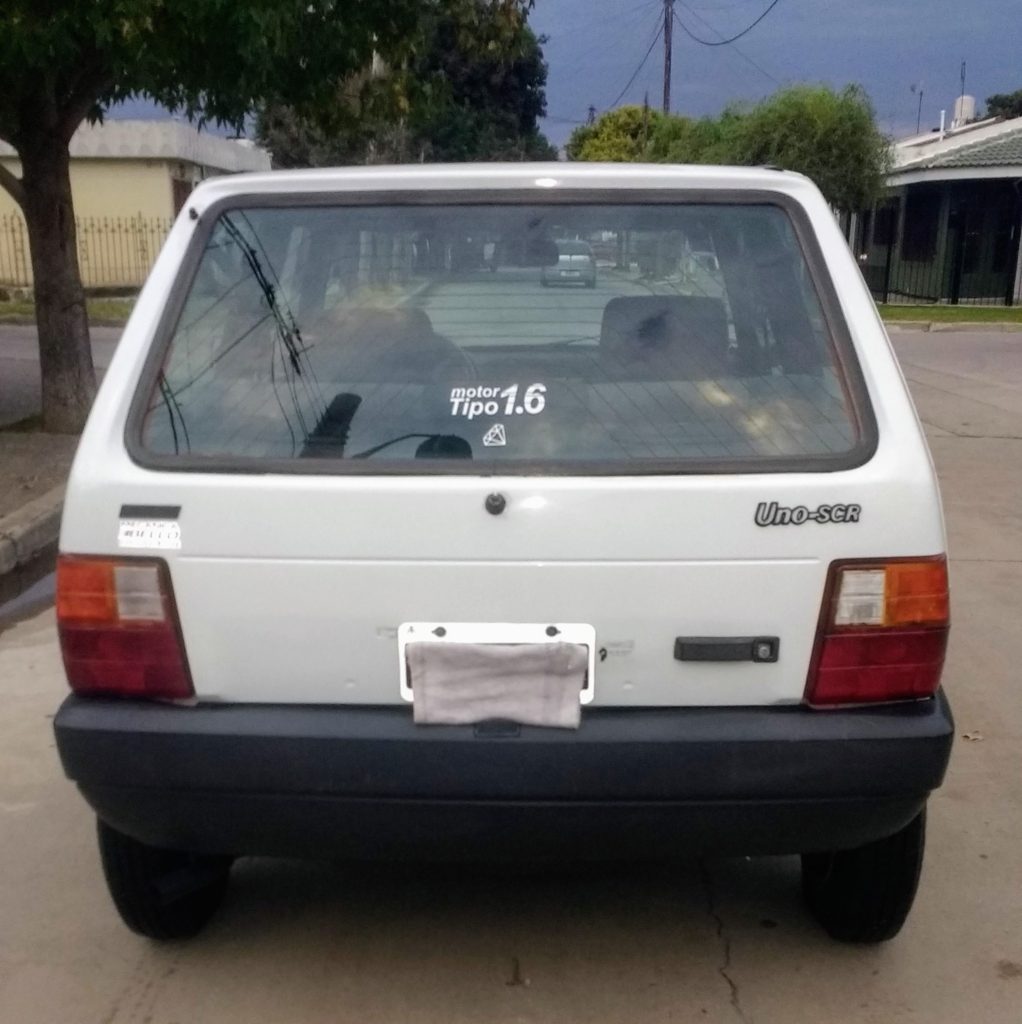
<box><xmin>884</xmin><ymin>560</ymin><xmax>950</xmax><ymax>628</ymax></box>
<box><xmin>55</xmin><ymin>557</ymin><xmax>117</xmax><ymax>624</ymax></box>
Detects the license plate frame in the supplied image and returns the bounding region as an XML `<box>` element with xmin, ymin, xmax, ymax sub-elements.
<box><xmin>398</xmin><ymin>622</ymin><xmax>596</xmax><ymax>704</ymax></box>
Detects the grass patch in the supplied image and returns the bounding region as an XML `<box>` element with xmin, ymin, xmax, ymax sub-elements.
<box><xmin>0</xmin><ymin>297</ymin><xmax>135</xmax><ymax>323</ymax></box>
<box><xmin>880</xmin><ymin>304</ymin><xmax>1022</xmax><ymax>323</ymax></box>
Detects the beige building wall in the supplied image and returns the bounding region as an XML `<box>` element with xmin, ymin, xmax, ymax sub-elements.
<box><xmin>0</xmin><ymin>158</ymin><xmax>175</xmax><ymax>222</ymax></box>
<box><xmin>0</xmin><ymin>159</ymin><xmax>181</xmax><ymax>288</ymax></box>
<box><xmin>0</xmin><ymin>122</ymin><xmax>269</xmax><ymax>288</ymax></box>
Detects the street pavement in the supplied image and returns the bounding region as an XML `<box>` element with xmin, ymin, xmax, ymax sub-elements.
<box><xmin>421</xmin><ymin>265</ymin><xmax>658</xmax><ymax>346</ymax></box>
<box><xmin>0</xmin><ymin>325</ymin><xmax>119</xmax><ymax>428</ymax></box>
<box><xmin>0</xmin><ymin>328</ymin><xmax>1020</xmax><ymax>1023</ymax></box>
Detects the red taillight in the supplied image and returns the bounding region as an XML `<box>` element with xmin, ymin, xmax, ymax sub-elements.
<box><xmin>56</xmin><ymin>555</ymin><xmax>193</xmax><ymax>700</ymax></box>
<box><xmin>806</xmin><ymin>557</ymin><xmax>949</xmax><ymax>707</ymax></box>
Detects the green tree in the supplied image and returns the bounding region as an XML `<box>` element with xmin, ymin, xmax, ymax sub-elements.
<box><xmin>644</xmin><ymin>112</ymin><xmax>739</xmax><ymax>164</ymax></box>
<box><xmin>985</xmin><ymin>89</ymin><xmax>1022</xmax><ymax>120</ymax></box>
<box><xmin>569</xmin><ymin>85</ymin><xmax>890</xmax><ymax>213</ymax></box>
<box><xmin>727</xmin><ymin>86</ymin><xmax>890</xmax><ymax>212</ymax></box>
<box><xmin>257</xmin><ymin>4</ymin><xmax>556</xmax><ymax>167</ymax></box>
<box><xmin>0</xmin><ymin>0</ymin><xmax>529</xmax><ymax>432</ymax></box>
<box><xmin>565</xmin><ymin>105</ymin><xmax>665</xmax><ymax>162</ymax></box>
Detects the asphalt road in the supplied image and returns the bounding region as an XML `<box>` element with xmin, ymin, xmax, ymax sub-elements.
<box><xmin>0</xmin><ymin>328</ymin><xmax>1020</xmax><ymax>1023</ymax></box>
<box><xmin>0</xmin><ymin>325</ymin><xmax>119</xmax><ymax>427</ymax></box>
<box><xmin>420</xmin><ymin>265</ymin><xmax>660</xmax><ymax>346</ymax></box>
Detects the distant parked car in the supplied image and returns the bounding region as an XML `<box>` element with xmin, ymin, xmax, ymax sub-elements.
<box><xmin>541</xmin><ymin>239</ymin><xmax>597</xmax><ymax>288</ymax></box>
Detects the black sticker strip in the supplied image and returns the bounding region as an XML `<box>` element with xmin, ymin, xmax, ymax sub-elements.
<box><xmin>119</xmin><ymin>505</ymin><xmax>181</xmax><ymax>520</ymax></box>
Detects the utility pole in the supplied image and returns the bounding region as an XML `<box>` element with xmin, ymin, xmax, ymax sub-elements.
<box><xmin>587</xmin><ymin>104</ymin><xmax>597</xmax><ymax>125</ymax></box>
<box><xmin>663</xmin><ymin>0</ymin><xmax>674</xmax><ymax>113</ymax></box>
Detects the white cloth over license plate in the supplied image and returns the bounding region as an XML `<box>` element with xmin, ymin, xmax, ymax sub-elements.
<box><xmin>406</xmin><ymin>641</ymin><xmax>587</xmax><ymax>729</ymax></box>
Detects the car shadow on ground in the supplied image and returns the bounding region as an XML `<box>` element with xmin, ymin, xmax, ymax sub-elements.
<box><xmin>199</xmin><ymin>853</ymin><xmax>827</xmax><ymax>956</ymax></box>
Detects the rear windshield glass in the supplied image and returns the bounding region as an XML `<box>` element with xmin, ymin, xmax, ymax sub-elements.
<box><xmin>139</xmin><ymin>201</ymin><xmax>865</xmax><ymax>472</ymax></box>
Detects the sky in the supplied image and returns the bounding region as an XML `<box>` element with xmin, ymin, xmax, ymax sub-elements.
<box><xmin>110</xmin><ymin>0</ymin><xmax>1021</xmax><ymax>152</ymax></box>
<box><xmin>529</xmin><ymin>0</ymin><xmax>1022</xmax><ymax>146</ymax></box>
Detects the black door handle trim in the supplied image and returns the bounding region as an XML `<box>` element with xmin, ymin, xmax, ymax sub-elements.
<box><xmin>674</xmin><ymin>636</ymin><xmax>779</xmax><ymax>663</ymax></box>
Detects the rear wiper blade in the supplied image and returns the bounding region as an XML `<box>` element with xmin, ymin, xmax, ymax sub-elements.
<box><xmin>464</xmin><ymin>335</ymin><xmax>599</xmax><ymax>352</ymax></box>
<box><xmin>351</xmin><ymin>433</ymin><xmax>472</xmax><ymax>460</ymax></box>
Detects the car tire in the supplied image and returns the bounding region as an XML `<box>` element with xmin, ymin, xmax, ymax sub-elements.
<box><xmin>97</xmin><ymin>818</ymin><xmax>233</xmax><ymax>940</ymax></box>
<box><xmin>801</xmin><ymin>808</ymin><xmax>926</xmax><ymax>943</ymax></box>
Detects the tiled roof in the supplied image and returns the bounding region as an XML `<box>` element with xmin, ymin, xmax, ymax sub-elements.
<box><xmin>898</xmin><ymin>124</ymin><xmax>1022</xmax><ymax>171</ymax></box>
<box><xmin>0</xmin><ymin>120</ymin><xmax>270</xmax><ymax>173</ymax></box>
<box><xmin>928</xmin><ymin>128</ymin><xmax>1022</xmax><ymax>167</ymax></box>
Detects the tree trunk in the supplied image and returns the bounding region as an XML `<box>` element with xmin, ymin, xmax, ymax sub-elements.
<box><xmin>19</xmin><ymin>138</ymin><xmax>96</xmax><ymax>433</ymax></box>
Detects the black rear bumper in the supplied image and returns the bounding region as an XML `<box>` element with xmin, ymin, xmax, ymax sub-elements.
<box><xmin>54</xmin><ymin>692</ymin><xmax>954</xmax><ymax>860</ymax></box>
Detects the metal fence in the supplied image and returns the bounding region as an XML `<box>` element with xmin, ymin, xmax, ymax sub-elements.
<box><xmin>0</xmin><ymin>214</ymin><xmax>172</xmax><ymax>290</ymax></box>
<box><xmin>864</xmin><ymin>234</ymin><xmax>1020</xmax><ymax>307</ymax></box>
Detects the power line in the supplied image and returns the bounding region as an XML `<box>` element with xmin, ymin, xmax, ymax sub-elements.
<box><xmin>608</xmin><ymin>19</ymin><xmax>665</xmax><ymax>109</ymax></box>
<box><xmin>671</xmin><ymin>0</ymin><xmax>783</xmax><ymax>45</ymax></box>
<box><xmin>557</xmin><ymin>0</ymin><xmax>663</xmax><ymax>73</ymax></box>
<box><xmin>673</xmin><ymin>3</ymin><xmax>780</xmax><ymax>84</ymax></box>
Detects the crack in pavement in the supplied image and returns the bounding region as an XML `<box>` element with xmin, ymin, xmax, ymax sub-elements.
<box><xmin>698</xmin><ymin>860</ymin><xmax>749</xmax><ymax>1023</ymax></box>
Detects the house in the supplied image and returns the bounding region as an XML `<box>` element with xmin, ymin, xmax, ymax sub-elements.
<box><xmin>0</xmin><ymin>120</ymin><xmax>270</xmax><ymax>288</ymax></box>
<box><xmin>853</xmin><ymin>114</ymin><xmax>1022</xmax><ymax>306</ymax></box>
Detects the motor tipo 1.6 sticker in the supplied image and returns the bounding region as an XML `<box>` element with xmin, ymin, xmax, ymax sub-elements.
<box><xmin>449</xmin><ymin>383</ymin><xmax>547</xmax><ymax>420</ymax></box>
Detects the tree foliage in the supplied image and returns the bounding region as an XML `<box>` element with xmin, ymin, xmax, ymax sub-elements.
<box><xmin>564</xmin><ymin>106</ymin><xmax>664</xmax><ymax>162</ymax></box>
<box><xmin>0</xmin><ymin>1</ymin><xmax>432</xmax><ymax>153</ymax></box>
<box><xmin>257</xmin><ymin>3</ymin><xmax>556</xmax><ymax>166</ymax></box>
<box><xmin>728</xmin><ymin>86</ymin><xmax>890</xmax><ymax>212</ymax></box>
<box><xmin>0</xmin><ymin>0</ymin><xmax>532</xmax><ymax>431</ymax></box>
<box><xmin>568</xmin><ymin>85</ymin><xmax>891</xmax><ymax>212</ymax></box>
<box><xmin>985</xmin><ymin>89</ymin><xmax>1022</xmax><ymax>120</ymax></box>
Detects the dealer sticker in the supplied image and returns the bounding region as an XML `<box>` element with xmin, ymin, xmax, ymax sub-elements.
<box><xmin>117</xmin><ymin>519</ymin><xmax>182</xmax><ymax>550</ymax></box>
<box><xmin>449</xmin><ymin>382</ymin><xmax>546</xmax><ymax>420</ymax></box>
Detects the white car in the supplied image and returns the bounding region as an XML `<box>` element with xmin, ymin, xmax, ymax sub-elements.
<box><xmin>541</xmin><ymin>239</ymin><xmax>597</xmax><ymax>287</ymax></box>
<box><xmin>54</xmin><ymin>163</ymin><xmax>952</xmax><ymax>943</ymax></box>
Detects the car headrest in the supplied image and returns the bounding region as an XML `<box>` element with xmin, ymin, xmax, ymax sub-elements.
<box><xmin>600</xmin><ymin>295</ymin><xmax>730</xmax><ymax>380</ymax></box>
<box><xmin>322</xmin><ymin>307</ymin><xmax>453</xmax><ymax>382</ymax></box>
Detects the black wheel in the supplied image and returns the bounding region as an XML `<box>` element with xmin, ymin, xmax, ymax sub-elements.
<box><xmin>97</xmin><ymin>818</ymin><xmax>233</xmax><ymax>940</ymax></box>
<box><xmin>801</xmin><ymin>808</ymin><xmax>926</xmax><ymax>943</ymax></box>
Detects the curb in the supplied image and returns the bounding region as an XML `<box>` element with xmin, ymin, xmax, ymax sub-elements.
<box><xmin>0</xmin><ymin>484</ymin><xmax>64</xmax><ymax>576</ymax></box>
<box><xmin>884</xmin><ymin>320</ymin><xmax>1022</xmax><ymax>333</ymax></box>
<box><xmin>928</xmin><ymin>321</ymin><xmax>1022</xmax><ymax>333</ymax></box>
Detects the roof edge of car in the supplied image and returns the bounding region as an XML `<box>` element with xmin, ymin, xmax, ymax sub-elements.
<box><xmin>187</xmin><ymin>163</ymin><xmax>819</xmax><ymax>205</ymax></box>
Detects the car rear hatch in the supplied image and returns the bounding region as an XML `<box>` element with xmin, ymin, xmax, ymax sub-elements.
<box><xmin>64</xmin><ymin>181</ymin><xmax>944</xmax><ymax>709</ymax></box>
